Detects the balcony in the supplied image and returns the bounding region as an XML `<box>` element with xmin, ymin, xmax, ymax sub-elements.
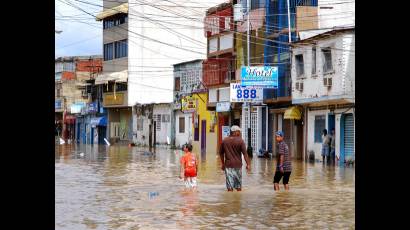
<box><xmin>102</xmin><ymin>91</ymin><xmax>128</xmax><ymax>108</ymax></box>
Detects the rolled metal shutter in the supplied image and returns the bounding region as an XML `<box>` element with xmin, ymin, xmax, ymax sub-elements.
<box><xmin>344</xmin><ymin>114</ymin><xmax>355</xmax><ymax>160</ymax></box>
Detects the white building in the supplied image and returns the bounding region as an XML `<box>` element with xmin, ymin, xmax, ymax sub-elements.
<box><xmin>95</xmin><ymin>0</ymin><xmax>226</xmax><ymax>144</ymax></box>
<box><xmin>134</xmin><ymin>103</ymin><xmax>172</xmax><ymax>146</ymax></box>
<box><xmin>172</xmin><ymin>59</ymin><xmax>204</xmax><ymax>148</ymax></box>
<box><xmin>291</xmin><ymin>27</ymin><xmax>355</xmax><ymax>163</ymax></box>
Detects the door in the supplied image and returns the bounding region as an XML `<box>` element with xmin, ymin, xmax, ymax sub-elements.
<box><xmin>218</xmin><ymin>114</ymin><xmax>229</xmax><ymax>146</ymax></box>
<box><xmin>77</xmin><ymin>123</ymin><xmax>81</xmax><ymax>143</ymax></box>
<box><xmin>328</xmin><ymin>114</ymin><xmax>335</xmax><ymax>134</ymax></box>
<box><xmin>90</xmin><ymin>127</ymin><xmax>94</xmax><ymax>145</ymax></box>
<box><xmin>343</xmin><ymin>114</ymin><xmax>355</xmax><ymax>162</ymax></box>
<box><xmin>282</xmin><ymin>118</ymin><xmax>292</xmax><ymax>156</ymax></box>
<box><xmin>201</xmin><ymin>120</ymin><xmax>206</xmax><ymax>156</ymax></box>
<box><xmin>98</xmin><ymin>127</ymin><xmax>106</xmax><ymax>144</ymax></box>
<box><xmin>295</xmin><ymin>121</ymin><xmax>304</xmax><ymax>160</ymax></box>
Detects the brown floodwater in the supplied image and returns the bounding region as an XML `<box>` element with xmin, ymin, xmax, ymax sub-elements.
<box><xmin>55</xmin><ymin>144</ymin><xmax>354</xmax><ymax>229</ymax></box>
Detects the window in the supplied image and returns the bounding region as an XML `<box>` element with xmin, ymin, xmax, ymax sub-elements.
<box><xmin>209</xmin><ymin>37</ymin><xmax>218</xmax><ymax>53</ymax></box>
<box><xmin>322</xmin><ymin>48</ymin><xmax>333</xmax><ymax>73</ymax></box>
<box><xmin>175</xmin><ymin>77</ymin><xmax>180</xmax><ymax>91</ymax></box>
<box><xmin>312</xmin><ymin>47</ymin><xmax>316</xmax><ymax>75</ymax></box>
<box><xmin>295</xmin><ymin>54</ymin><xmax>304</xmax><ymax>78</ymax></box>
<box><xmin>251</xmin><ymin>0</ymin><xmax>265</xmax><ymax>10</ymax></box>
<box><xmin>224</xmin><ymin>17</ymin><xmax>231</xmax><ymax>31</ymax></box>
<box><xmin>115</xmin><ymin>39</ymin><xmax>128</xmax><ymax>59</ymax></box>
<box><xmin>155</xmin><ymin>114</ymin><xmax>161</xmax><ymax>131</ymax></box>
<box><xmin>103</xmin><ymin>14</ymin><xmax>128</xmax><ymax>29</ymax></box>
<box><xmin>179</xmin><ymin>116</ymin><xmax>185</xmax><ymax>133</ymax></box>
<box><xmin>104</xmin><ymin>43</ymin><xmax>113</xmax><ymax>61</ymax></box>
<box><xmin>162</xmin><ymin>114</ymin><xmax>170</xmax><ymax>123</ymax></box>
<box><xmin>115</xmin><ymin>83</ymin><xmax>127</xmax><ymax>92</ymax></box>
<box><xmin>314</xmin><ymin>115</ymin><xmax>326</xmax><ymax>143</ymax></box>
<box><xmin>137</xmin><ymin>118</ymin><xmax>143</xmax><ymax>131</ymax></box>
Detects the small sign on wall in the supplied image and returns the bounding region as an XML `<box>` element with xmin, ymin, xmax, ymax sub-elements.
<box><xmin>222</xmin><ymin>126</ymin><xmax>230</xmax><ymax>139</ymax></box>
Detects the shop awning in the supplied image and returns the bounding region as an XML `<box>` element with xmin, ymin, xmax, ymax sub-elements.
<box><xmin>284</xmin><ymin>106</ymin><xmax>302</xmax><ymax>120</ymax></box>
<box><xmin>94</xmin><ymin>70</ymin><xmax>128</xmax><ymax>85</ymax></box>
<box><xmin>90</xmin><ymin>116</ymin><xmax>107</xmax><ymax>127</ymax></box>
<box><xmin>64</xmin><ymin>115</ymin><xmax>76</xmax><ymax>124</ymax></box>
<box><xmin>96</xmin><ymin>3</ymin><xmax>128</xmax><ymax>21</ymax></box>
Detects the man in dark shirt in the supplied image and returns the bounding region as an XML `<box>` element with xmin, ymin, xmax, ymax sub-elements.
<box><xmin>273</xmin><ymin>131</ymin><xmax>292</xmax><ymax>191</ymax></box>
<box><xmin>219</xmin><ymin>125</ymin><xmax>251</xmax><ymax>192</ymax></box>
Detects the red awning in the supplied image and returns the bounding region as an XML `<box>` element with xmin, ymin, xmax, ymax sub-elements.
<box><xmin>64</xmin><ymin>115</ymin><xmax>76</xmax><ymax>124</ymax></box>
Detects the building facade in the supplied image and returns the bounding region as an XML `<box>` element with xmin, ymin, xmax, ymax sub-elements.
<box><xmin>291</xmin><ymin>27</ymin><xmax>355</xmax><ymax>163</ymax></box>
<box><xmin>172</xmin><ymin>60</ymin><xmax>205</xmax><ymax>148</ymax></box>
<box><xmin>55</xmin><ymin>56</ymin><xmax>103</xmax><ymax>142</ymax></box>
<box><xmin>95</xmin><ymin>0</ymin><xmax>225</xmax><ymax>145</ymax></box>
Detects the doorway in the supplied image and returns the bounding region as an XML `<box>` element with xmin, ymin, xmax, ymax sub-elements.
<box><xmin>201</xmin><ymin>120</ymin><xmax>206</xmax><ymax>156</ymax></box>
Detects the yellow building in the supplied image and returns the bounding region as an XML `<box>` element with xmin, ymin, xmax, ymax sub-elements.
<box><xmin>189</xmin><ymin>93</ymin><xmax>219</xmax><ymax>157</ymax></box>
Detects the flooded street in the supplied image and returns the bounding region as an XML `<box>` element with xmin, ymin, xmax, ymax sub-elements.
<box><xmin>55</xmin><ymin>144</ymin><xmax>355</xmax><ymax>229</ymax></box>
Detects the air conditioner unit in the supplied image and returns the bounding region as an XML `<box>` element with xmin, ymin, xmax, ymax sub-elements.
<box><xmin>295</xmin><ymin>82</ymin><xmax>304</xmax><ymax>91</ymax></box>
<box><xmin>323</xmin><ymin>77</ymin><xmax>332</xmax><ymax>87</ymax></box>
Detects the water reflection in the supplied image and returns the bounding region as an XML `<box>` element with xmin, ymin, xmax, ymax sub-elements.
<box><xmin>56</xmin><ymin>144</ymin><xmax>355</xmax><ymax>229</ymax></box>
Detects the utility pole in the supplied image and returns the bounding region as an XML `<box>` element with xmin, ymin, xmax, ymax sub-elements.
<box><xmin>246</xmin><ymin>0</ymin><xmax>253</xmax><ymax>158</ymax></box>
<box><xmin>286</xmin><ymin>0</ymin><xmax>292</xmax><ymax>43</ymax></box>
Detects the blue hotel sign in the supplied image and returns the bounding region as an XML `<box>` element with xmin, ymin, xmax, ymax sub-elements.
<box><xmin>240</xmin><ymin>66</ymin><xmax>278</xmax><ymax>88</ymax></box>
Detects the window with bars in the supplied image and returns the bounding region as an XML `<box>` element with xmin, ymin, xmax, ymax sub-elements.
<box><xmin>322</xmin><ymin>47</ymin><xmax>333</xmax><ymax>73</ymax></box>
<box><xmin>295</xmin><ymin>54</ymin><xmax>304</xmax><ymax>78</ymax></box>
<box><xmin>155</xmin><ymin>114</ymin><xmax>161</xmax><ymax>131</ymax></box>
<box><xmin>312</xmin><ymin>47</ymin><xmax>316</xmax><ymax>75</ymax></box>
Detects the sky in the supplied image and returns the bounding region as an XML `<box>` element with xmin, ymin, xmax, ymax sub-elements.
<box><xmin>55</xmin><ymin>0</ymin><xmax>228</xmax><ymax>58</ymax></box>
<box><xmin>55</xmin><ymin>0</ymin><xmax>102</xmax><ymax>58</ymax></box>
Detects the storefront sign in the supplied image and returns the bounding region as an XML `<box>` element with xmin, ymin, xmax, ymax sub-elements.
<box><xmin>181</xmin><ymin>96</ymin><xmax>197</xmax><ymax>113</ymax></box>
<box><xmin>222</xmin><ymin>126</ymin><xmax>230</xmax><ymax>139</ymax></box>
<box><xmin>70</xmin><ymin>102</ymin><xmax>86</xmax><ymax>114</ymax></box>
<box><xmin>216</xmin><ymin>102</ymin><xmax>231</xmax><ymax>112</ymax></box>
<box><xmin>103</xmin><ymin>93</ymin><xmax>124</xmax><ymax>106</ymax></box>
<box><xmin>240</xmin><ymin>66</ymin><xmax>278</xmax><ymax>87</ymax></box>
<box><xmin>55</xmin><ymin>99</ymin><xmax>62</xmax><ymax>110</ymax></box>
<box><xmin>230</xmin><ymin>83</ymin><xmax>263</xmax><ymax>102</ymax></box>
<box><xmin>87</xmin><ymin>102</ymin><xmax>97</xmax><ymax>113</ymax></box>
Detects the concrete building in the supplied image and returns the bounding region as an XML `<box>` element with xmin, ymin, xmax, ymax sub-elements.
<box><xmin>172</xmin><ymin>59</ymin><xmax>205</xmax><ymax>148</ymax></box>
<box><xmin>203</xmin><ymin>2</ymin><xmax>239</xmax><ymax>151</ymax></box>
<box><xmin>95</xmin><ymin>0</ymin><xmax>226</xmax><ymax>145</ymax></box>
<box><xmin>291</xmin><ymin>27</ymin><xmax>355</xmax><ymax>163</ymax></box>
<box><xmin>55</xmin><ymin>56</ymin><xmax>98</xmax><ymax>141</ymax></box>
<box><xmin>134</xmin><ymin>103</ymin><xmax>172</xmax><ymax>147</ymax></box>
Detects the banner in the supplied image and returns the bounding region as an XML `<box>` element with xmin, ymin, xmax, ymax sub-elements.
<box><xmin>181</xmin><ymin>96</ymin><xmax>197</xmax><ymax>113</ymax></box>
<box><xmin>240</xmin><ymin>66</ymin><xmax>278</xmax><ymax>87</ymax></box>
<box><xmin>230</xmin><ymin>83</ymin><xmax>263</xmax><ymax>102</ymax></box>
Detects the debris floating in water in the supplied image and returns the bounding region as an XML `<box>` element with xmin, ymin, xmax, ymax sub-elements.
<box><xmin>104</xmin><ymin>138</ymin><xmax>111</xmax><ymax>146</ymax></box>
